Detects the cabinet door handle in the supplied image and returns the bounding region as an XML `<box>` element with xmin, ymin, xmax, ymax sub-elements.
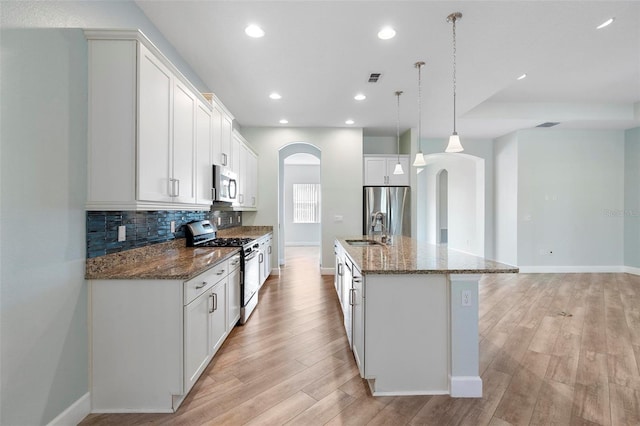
<box><xmin>252</xmin><ymin>196</ymin><xmax>256</xmax><ymax>206</ymax></box>
<box><xmin>338</xmin><ymin>263</ymin><xmax>343</xmax><ymax>276</ymax></box>
<box><xmin>213</xmin><ymin>292</ymin><xmax>218</xmax><ymax>312</ymax></box>
<box><xmin>175</xmin><ymin>179</ymin><xmax>180</xmax><ymax>197</ymax></box>
<box><xmin>211</xmin><ymin>188</ymin><xmax>216</xmax><ymax>200</ymax></box>
<box><xmin>196</xmin><ymin>281</ymin><xmax>207</xmax><ymax>289</ymax></box>
<box><xmin>349</xmin><ymin>288</ymin><xmax>355</xmax><ymax>306</ymax></box>
<box><xmin>268</xmin><ymin>246</ymin><xmax>271</xmax><ymax>254</ymax></box>
<box><xmin>209</xmin><ymin>293</ymin><xmax>214</xmax><ymax>313</ymax></box>
<box><xmin>259</xmin><ymin>253</ymin><xmax>263</xmax><ymax>263</ymax></box>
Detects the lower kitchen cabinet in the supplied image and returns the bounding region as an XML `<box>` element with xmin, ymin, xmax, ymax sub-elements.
<box><xmin>90</xmin><ymin>253</ymin><xmax>241</xmax><ymax>413</ymax></box>
<box><xmin>351</xmin><ymin>263</ymin><xmax>365</xmax><ymax>376</ymax></box>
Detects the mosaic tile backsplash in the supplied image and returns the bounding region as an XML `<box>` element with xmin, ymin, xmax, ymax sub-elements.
<box><xmin>87</xmin><ymin>210</ymin><xmax>242</xmax><ymax>258</ymax></box>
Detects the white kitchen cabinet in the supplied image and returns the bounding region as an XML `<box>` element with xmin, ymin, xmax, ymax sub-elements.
<box><xmin>231</xmin><ymin>131</ymin><xmax>241</xmax><ymax>178</ymax></box>
<box><xmin>258</xmin><ymin>234</ymin><xmax>273</xmax><ymax>287</ymax></box>
<box><xmin>209</xmin><ymin>278</ymin><xmax>227</xmax><ymax>354</ymax></box>
<box><xmin>351</xmin><ymin>263</ymin><xmax>365</xmax><ymax>376</ymax></box>
<box><xmin>85</xmin><ymin>29</ymin><xmax>210</xmax><ymax>210</ymax></box>
<box><xmin>238</xmin><ymin>140</ymin><xmax>258</xmax><ymax>210</ymax></box>
<box><xmin>184</xmin><ymin>280</ymin><xmax>214</xmax><ymax>393</ymax></box>
<box><xmin>90</xmin><ymin>253</ymin><xmax>241</xmax><ymax>413</ymax></box>
<box><xmin>334</xmin><ymin>242</ymin><xmax>344</xmax><ymax>305</ymax></box>
<box><xmin>171</xmin><ymin>80</ymin><xmax>197</xmax><ymax>204</ymax></box>
<box><xmin>227</xmin><ymin>255</ymin><xmax>241</xmax><ymax>328</ymax></box>
<box><xmin>363</xmin><ymin>155</ymin><xmax>410</xmax><ymax>186</ymax></box>
<box><xmin>220</xmin><ymin>113</ymin><xmax>233</xmax><ymax>168</ymax></box>
<box><xmin>204</xmin><ymin>93</ymin><xmax>234</xmax><ymax>168</ymax></box>
<box><xmin>195</xmin><ymin>100</ymin><xmax>214</xmax><ymax>205</ymax></box>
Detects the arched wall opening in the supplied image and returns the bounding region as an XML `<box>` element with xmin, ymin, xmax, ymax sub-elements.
<box><xmin>417</xmin><ymin>153</ymin><xmax>485</xmax><ymax>256</ymax></box>
<box><xmin>278</xmin><ymin>143</ymin><xmax>322</xmax><ymax>266</ymax></box>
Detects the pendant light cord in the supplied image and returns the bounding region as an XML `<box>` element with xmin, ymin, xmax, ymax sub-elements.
<box><xmin>396</xmin><ymin>91</ymin><xmax>402</xmax><ymax>161</ymax></box>
<box><xmin>452</xmin><ymin>15</ymin><xmax>457</xmax><ymax>134</ymax></box>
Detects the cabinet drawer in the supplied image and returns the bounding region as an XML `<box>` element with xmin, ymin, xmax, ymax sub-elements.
<box><xmin>184</xmin><ymin>260</ymin><xmax>228</xmax><ymax>305</ymax></box>
<box><xmin>228</xmin><ymin>253</ymin><xmax>241</xmax><ymax>272</ymax></box>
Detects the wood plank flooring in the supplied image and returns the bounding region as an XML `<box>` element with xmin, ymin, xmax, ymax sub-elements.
<box><xmin>80</xmin><ymin>249</ymin><xmax>640</xmax><ymax>425</ymax></box>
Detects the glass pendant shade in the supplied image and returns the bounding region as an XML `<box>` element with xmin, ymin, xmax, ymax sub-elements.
<box><xmin>393</xmin><ymin>162</ymin><xmax>404</xmax><ymax>175</ymax></box>
<box><xmin>413</xmin><ymin>152</ymin><xmax>426</xmax><ymax>167</ymax></box>
<box><xmin>446</xmin><ymin>132</ymin><xmax>464</xmax><ymax>153</ymax></box>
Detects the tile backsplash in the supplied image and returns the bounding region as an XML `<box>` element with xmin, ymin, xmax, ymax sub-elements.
<box><xmin>87</xmin><ymin>210</ymin><xmax>242</xmax><ymax>258</ymax></box>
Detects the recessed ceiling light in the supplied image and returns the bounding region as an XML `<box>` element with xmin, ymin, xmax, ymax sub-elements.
<box><xmin>269</xmin><ymin>92</ymin><xmax>282</xmax><ymax>100</ymax></box>
<box><xmin>354</xmin><ymin>94</ymin><xmax>366</xmax><ymax>101</ymax></box>
<box><xmin>596</xmin><ymin>17</ymin><xmax>615</xmax><ymax>29</ymax></box>
<box><xmin>378</xmin><ymin>26</ymin><xmax>396</xmax><ymax>40</ymax></box>
<box><xmin>279</xmin><ymin>119</ymin><xmax>288</xmax><ymax>124</ymax></box>
<box><xmin>245</xmin><ymin>24</ymin><xmax>265</xmax><ymax>38</ymax></box>
<box><xmin>517</xmin><ymin>73</ymin><xmax>527</xmax><ymax>80</ymax></box>
<box><xmin>345</xmin><ymin>119</ymin><xmax>355</xmax><ymax>125</ymax></box>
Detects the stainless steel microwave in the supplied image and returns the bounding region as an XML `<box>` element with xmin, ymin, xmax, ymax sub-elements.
<box><xmin>213</xmin><ymin>165</ymin><xmax>237</xmax><ymax>203</ymax></box>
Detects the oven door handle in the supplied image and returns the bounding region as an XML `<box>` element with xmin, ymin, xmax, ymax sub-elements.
<box><xmin>245</xmin><ymin>251</ymin><xmax>257</xmax><ymax>261</ymax></box>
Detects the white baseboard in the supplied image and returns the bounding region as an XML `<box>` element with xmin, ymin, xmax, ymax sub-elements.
<box><xmin>47</xmin><ymin>392</ymin><xmax>90</xmax><ymax>426</ymax></box>
<box><xmin>320</xmin><ymin>267</ymin><xmax>335</xmax><ymax>276</ymax></box>
<box><xmin>270</xmin><ymin>267</ymin><xmax>281</xmax><ymax>276</ymax></box>
<box><xmin>450</xmin><ymin>376</ymin><xmax>483</xmax><ymax>398</ymax></box>
<box><xmin>284</xmin><ymin>242</ymin><xmax>320</xmax><ymax>247</ymax></box>
<box><xmin>518</xmin><ymin>265</ymin><xmax>624</xmax><ymax>273</ymax></box>
<box><xmin>624</xmin><ymin>266</ymin><xmax>640</xmax><ymax>276</ymax></box>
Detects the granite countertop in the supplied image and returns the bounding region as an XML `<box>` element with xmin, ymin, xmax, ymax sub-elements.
<box><xmin>86</xmin><ymin>226</ymin><xmax>274</xmax><ymax>280</ymax></box>
<box><xmin>337</xmin><ymin>236</ymin><xmax>519</xmax><ymax>275</ymax></box>
<box><xmin>217</xmin><ymin>226</ymin><xmax>273</xmax><ymax>239</ymax></box>
<box><xmin>86</xmin><ymin>240</ymin><xmax>239</xmax><ymax>280</ymax></box>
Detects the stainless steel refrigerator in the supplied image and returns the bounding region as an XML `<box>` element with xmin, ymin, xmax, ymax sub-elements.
<box><xmin>363</xmin><ymin>186</ymin><xmax>410</xmax><ymax>237</ymax></box>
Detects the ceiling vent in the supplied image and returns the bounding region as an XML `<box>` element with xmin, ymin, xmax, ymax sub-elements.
<box><xmin>536</xmin><ymin>122</ymin><xmax>560</xmax><ymax>128</ymax></box>
<box><xmin>368</xmin><ymin>73</ymin><xmax>382</xmax><ymax>83</ymax></box>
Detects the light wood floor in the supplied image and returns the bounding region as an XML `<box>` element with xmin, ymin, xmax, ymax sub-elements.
<box><xmin>80</xmin><ymin>250</ymin><xmax>640</xmax><ymax>425</ymax></box>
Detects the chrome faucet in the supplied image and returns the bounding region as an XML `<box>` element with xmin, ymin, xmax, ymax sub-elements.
<box><xmin>371</xmin><ymin>211</ymin><xmax>388</xmax><ymax>243</ymax></box>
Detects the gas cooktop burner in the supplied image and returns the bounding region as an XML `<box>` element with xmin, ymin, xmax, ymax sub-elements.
<box><xmin>198</xmin><ymin>237</ymin><xmax>254</xmax><ymax>248</ymax></box>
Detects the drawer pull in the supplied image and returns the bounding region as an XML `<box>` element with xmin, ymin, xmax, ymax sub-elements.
<box><xmin>195</xmin><ymin>281</ymin><xmax>207</xmax><ymax>289</ymax></box>
<box><xmin>217</xmin><ymin>269</ymin><xmax>225</xmax><ymax>275</ymax></box>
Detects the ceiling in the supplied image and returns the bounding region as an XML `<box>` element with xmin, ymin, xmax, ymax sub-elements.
<box><xmin>135</xmin><ymin>0</ymin><xmax>640</xmax><ymax>139</ymax></box>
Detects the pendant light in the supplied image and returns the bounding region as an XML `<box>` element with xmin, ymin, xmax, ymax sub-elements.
<box><xmin>413</xmin><ymin>61</ymin><xmax>426</xmax><ymax>167</ymax></box>
<box><xmin>445</xmin><ymin>12</ymin><xmax>464</xmax><ymax>153</ymax></box>
<box><xmin>393</xmin><ymin>91</ymin><xmax>404</xmax><ymax>175</ymax></box>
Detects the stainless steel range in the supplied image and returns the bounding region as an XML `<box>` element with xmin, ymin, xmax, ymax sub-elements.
<box><xmin>185</xmin><ymin>220</ymin><xmax>260</xmax><ymax>324</ymax></box>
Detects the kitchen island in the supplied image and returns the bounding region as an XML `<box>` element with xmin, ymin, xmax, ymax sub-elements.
<box><xmin>334</xmin><ymin>236</ymin><xmax>518</xmax><ymax>398</ymax></box>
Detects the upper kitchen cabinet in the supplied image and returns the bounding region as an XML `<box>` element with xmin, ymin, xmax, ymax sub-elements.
<box><xmin>363</xmin><ymin>155</ymin><xmax>410</xmax><ymax>186</ymax></box>
<box><xmin>203</xmin><ymin>93</ymin><xmax>234</xmax><ymax>168</ymax></box>
<box><xmin>86</xmin><ymin>29</ymin><xmax>208</xmax><ymax>210</ymax></box>
<box><xmin>234</xmin><ymin>132</ymin><xmax>258</xmax><ymax>210</ymax></box>
<box><xmin>195</xmin><ymin>100</ymin><xmax>214</xmax><ymax>205</ymax></box>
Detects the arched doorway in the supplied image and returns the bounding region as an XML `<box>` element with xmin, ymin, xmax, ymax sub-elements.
<box><xmin>278</xmin><ymin>143</ymin><xmax>322</xmax><ymax>267</ymax></box>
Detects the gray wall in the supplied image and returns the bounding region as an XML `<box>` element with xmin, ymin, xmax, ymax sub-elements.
<box><xmin>517</xmin><ymin>129</ymin><xmax>624</xmax><ymax>269</ymax></box>
<box><xmin>0</xmin><ymin>2</ymin><xmax>210</xmax><ymax>424</ymax></box>
<box><xmin>241</xmin><ymin>128</ymin><xmax>363</xmax><ymax>271</ymax></box>
<box><xmin>363</xmin><ymin>136</ymin><xmax>397</xmax><ymax>155</ymax></box>
<box><xmin>625</xmin><ymin>127</ymin><xmax>640</xmax><ymax>269</ymax></box>
<box><xmin>1</xmin><ymin>29</ymin><xmax>88</xmax><ymax>425</ymax></box>
<box><xmin>494</xmin><ymin>132</ymin><xmax>519</xmax><ymax>266</ymax></box>
<box><xmin>284</xmin><ymin>165</ymin><xmax>321</xmax><ymax>246</ymax></box>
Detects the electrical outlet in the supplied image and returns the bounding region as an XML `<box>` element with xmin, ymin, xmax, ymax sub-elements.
<box><xmin>217</xmin><ymin>217</ymin><xmax>221</xmax><ymax>226</ymax></box>
<box><xmin>462</xmin><ymin>290</ymin><xmax>471</xmax><ymax>307</ymax></box>
<box><xmin>170</xmin><ymin>221</ymin><xmax>175</xmax><ymax>233</ymax></box>
<box><xmin>117</xmin><ymin>225</ymin><xmax>126</xmax><ymax>242</ymax></box>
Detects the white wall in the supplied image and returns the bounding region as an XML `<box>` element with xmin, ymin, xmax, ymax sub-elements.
<box><xmin>624</xmin><ymin>127</ymin><xmax>640</xmax><ymax>269</ymax></box>
<box><xmin>240</xmin><ymin>128</ymin><xmax>363</xmax><ymax>271</ymax></box>
<box><xmin>494</xmin><ymin>133</ymin><xmax>519</xmax><ymax>266</ymax></box>
<box><xmin>517</xmin><ymin>129</ymin><xmax>625</xmax><ymax>270</ymax></box>
<box><xmin>284</xmin><ymin>164</ymin><xmax>321</xmax><ymax>246</ymax></box>
<box><xmin>1</xmin><ymin>2</ymin><xmax>211</xmax><ymax>424</ymax></box>
<box><xmin>419</xmin><ymin>154</ymin><xmax>485</xmax><ymax>256</ymax></box>
<box><xmin>416</xmin><ymin>138</ymin><xmax>495</xmax><ymax>258</ymax></box>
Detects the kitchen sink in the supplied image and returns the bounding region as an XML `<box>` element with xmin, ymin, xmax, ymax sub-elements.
<box><xmin>345</xmin><ymin>239</ymin><xmax>383</xmax><ymax>247</ymax></box>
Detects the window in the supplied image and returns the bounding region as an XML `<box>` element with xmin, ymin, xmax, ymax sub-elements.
<box><xmin>293</xmin><ymin>183</ymin><xmax>320</xmax><ymax>223</ymax></box>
